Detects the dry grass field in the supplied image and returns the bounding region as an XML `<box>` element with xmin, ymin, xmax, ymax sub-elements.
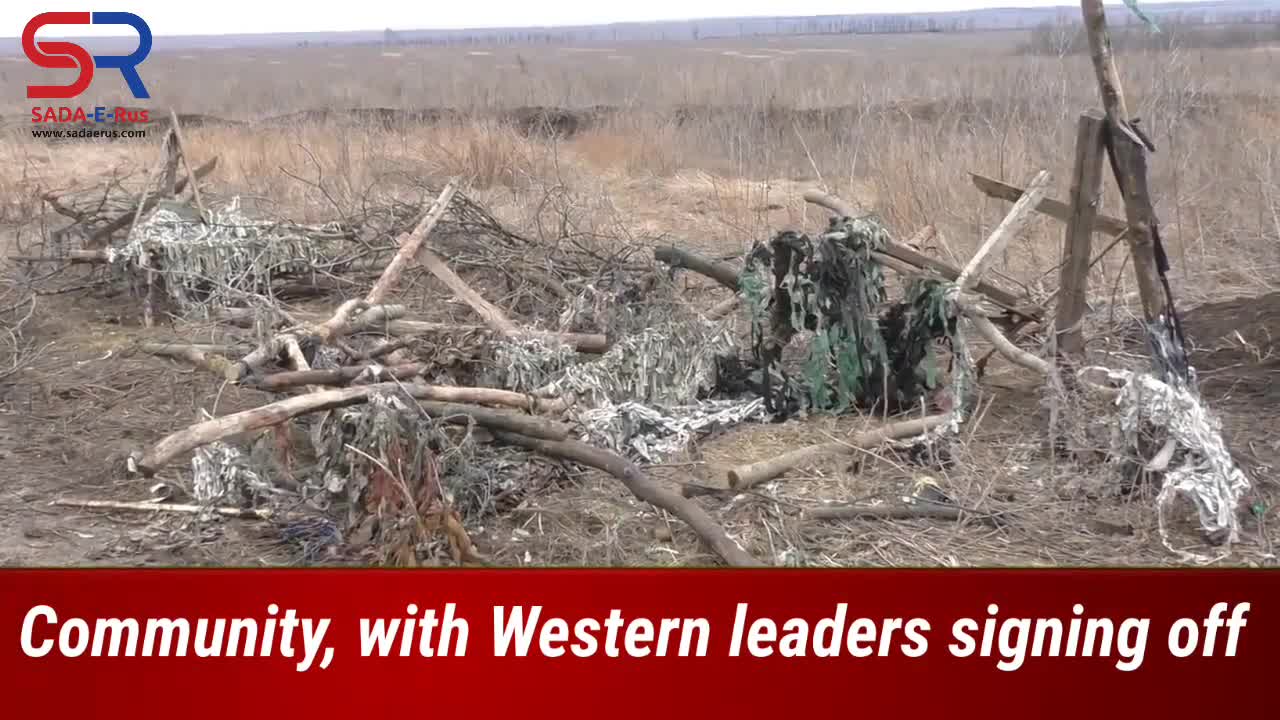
<box><xmin>1</xmin><ymin>26</ymin><xmax>1278</xmax><ymax>568</ymax></box>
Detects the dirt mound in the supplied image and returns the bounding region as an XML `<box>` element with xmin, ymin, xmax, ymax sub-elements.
<box><xmin>1180</xmin><ymin>291</ymin><xmax>1280</xmax><ymax>403</ymax></box>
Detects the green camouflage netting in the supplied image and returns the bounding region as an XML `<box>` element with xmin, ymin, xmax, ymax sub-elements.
<box><xmin>741</xmin><ymin>214</ymin><xmax>960</xmax><ymax>417</ymax></box>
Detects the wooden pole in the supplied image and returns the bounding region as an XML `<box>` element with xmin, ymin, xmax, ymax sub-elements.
<box><xmin>1079</xmin><ymin>0</ymin><xmax>1178</xmax><ymax>340</ymax></box>
<box><xmin>955</xmin><ymin>170</ymin><xmax>1051</xmax><ymax>293</ymax></box>
<box><xmin>166</xmin><ymin>109</ymin><xmax>208</xmax><ymax>223</ymax></box>
<box><xmin>1056</xmin><ymin>110</ymin><xmax>1108</xmax><ymax>359</ymax></box>
<box><xmin>969</xmin><ymin>173</ymin><xmax>1128</xmax><ymax>238</ymax></box>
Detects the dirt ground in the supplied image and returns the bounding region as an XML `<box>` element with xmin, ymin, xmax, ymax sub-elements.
<box><xmin>2</xmin><ymin>243</ymin><xmax>1277</xmax><ymax>569</ymax></box>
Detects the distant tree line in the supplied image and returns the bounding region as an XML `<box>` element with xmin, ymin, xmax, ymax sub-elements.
<box><xmin>1021</xmin><ymin>10</ymin><xmax>1280</xmax><ymax>56</ymax></box>
<box><xmin>362</xmin><ymin>7</ymin><xmax>1280</xmax><ymax>50</ymax></box>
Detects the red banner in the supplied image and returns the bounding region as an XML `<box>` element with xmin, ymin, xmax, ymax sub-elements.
<box><xmin>3</xmin><ymin>569</ymin><xmax>1275</xmax><ymax>718</ymax></box>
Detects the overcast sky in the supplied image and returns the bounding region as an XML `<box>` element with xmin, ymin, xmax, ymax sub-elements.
<box><xmin>5</xmin><ymin>1</ymin><xmax>1188</xmax><ymax>37</ymax></box>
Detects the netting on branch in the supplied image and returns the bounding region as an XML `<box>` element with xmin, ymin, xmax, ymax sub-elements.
<box><xmin>108</xmin><ymin>198</ymin><xmax>345</xmax><ymax>318</ymax></box>
<box><xmin>740</xmin><ymin>215</ymin><xmax>961</xmax><ymax>419</ymax></box>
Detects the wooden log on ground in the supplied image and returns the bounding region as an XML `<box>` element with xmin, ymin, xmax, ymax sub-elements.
<box><xmin>137</xmin><ymin>384</ymin><xmax>571</xmax><ymax>476</ymax></box>
<box><xmin>139</xmin><ymin>342</ymin><xmax>241</xmax><ymax>377</ymax></box>
<box><xmin>243</xmin><ymin>363</ymin><xmax>429</xmax><ymax>391</ymax></box>
<box><xmin>808</xmin><ymin>503</ymin><xmax>963</xmax><ymax>522</ymax></box>
<box><xmin>728</xmin><ymin>414</ymin><xmax>951</xmax><ymax>490</ymax></box>
<box><xmin>808</xmin><ymin>502</ymin><xmax>1008</xmax><ymax>526</ymax></box>
<box><xmin>1056</xmin><ymin>111</ymin><xmax>1108</xmax><ymax>359</ymax></box>
<box><xmin>653</xmin><ymin>246</ymin><xmax>740</xmax><ymax>291</ymax></box>
<box><xmin>969</xmin><ymin>173</ymin><xmax>1128</xmax><ymax>238</ymax></box>
<box><xmin>53</xmin><ymin>497</ymin><xmax>272</xmax><ymax>520</ymax></box>
<box><xmin>246</xmin><ymin>364</ymin><xmax>569</xmax><ymax>412</ymax></box>
<box><xmin>494</xmin><ymin>431</ymin><xmax>764</xmax><ymax>568</ymax></box>
<box><xmin>7</xmin><ymin>249</ymin><xmax>110</xmax><ymax>263</ymax></box>
<box><xmin>218</xmin><ymin>306</ymin><xmax>610</xmax><ymax>354</ymax></box>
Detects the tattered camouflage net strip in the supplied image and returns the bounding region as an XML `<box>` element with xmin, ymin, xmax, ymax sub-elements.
<box><xmin>191</xmin><ymin>440</ymin><xmax>275</xmax><ymax>508</ymax></box>
<box><xmin>491</xmin><ymin>293</ymin><xmax>761</xmax><ymax>461</ymax></box>
<box><xmin>577</xmin><ymin>399</ymin><xmax>767</xmax><ymax>463</ymax></box>
<box><xmin>109</xmin><ymin>197</ymin><xmax>346</xmax><ymax>319</ymax></box>
<box><xmin>1091</xmin><ymin>361</ymin><xmax>1251</xmax><ymax>562</ymax></box>
<box><xmin>741</xmin><ymin>214</ymin><xmax>960</xmax><ymax>418</ymax></box>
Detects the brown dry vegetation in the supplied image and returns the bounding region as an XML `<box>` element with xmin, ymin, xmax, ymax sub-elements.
<box><xmin>1</xmin><ymin>28</ymin><xmax>1278</xmax><ymax>567</ymax></box>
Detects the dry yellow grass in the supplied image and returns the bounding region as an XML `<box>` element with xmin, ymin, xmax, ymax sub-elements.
<box><xmin>3</xmin><ymin>26</ymin><xmax>1279</xmax><ymax>567</ymax></box>
<box><xmin>5</xmin><ymin>28</ymin><xmax>1277</xmax><ymax>302</ymax></box>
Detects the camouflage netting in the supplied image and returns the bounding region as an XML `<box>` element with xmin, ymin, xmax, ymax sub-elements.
<box><xmin>307</xmin><ymin>389</ymin><xmax>495</xmax><ymax>564</ymax></box>
<box><xmin>109</xmin><ymin>197</ymin><xmax>346</xmax><ymax>318</ymax></box>
<box><xmin>739</xmin><ymin>214</ymin><xmax>963</xmax><ymax>419</ymax></box>
<box><xmin>1091</xmin><ymin>326</ymin><xmax>1252</xmax><ymax>561</ymax></box>
<box><xmin>490</xmin><ymin>287</ymin><xmax>765</xmax><ymax>462</ymax></box>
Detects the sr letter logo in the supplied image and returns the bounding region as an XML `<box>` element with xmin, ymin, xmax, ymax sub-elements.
<box><xmin>22</xmin><ymin>12</ymin><xmax>152</xmax><ymax>99</ymax></box>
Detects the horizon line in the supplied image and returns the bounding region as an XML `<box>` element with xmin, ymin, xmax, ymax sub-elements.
<box><xmin>0</xmin><ymin>0</ymin><xmax>1253</xmax><ymax>42</ymax></box>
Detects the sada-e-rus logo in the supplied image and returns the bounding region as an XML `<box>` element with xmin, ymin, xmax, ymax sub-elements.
<box><xmin>24</xmin><ymin>11</ymin><xmax>153</xmax><ymax>124</ymax></box>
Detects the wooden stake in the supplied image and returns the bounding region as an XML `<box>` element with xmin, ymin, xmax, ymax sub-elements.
<box><xmin>1079</xmin><ymin>0</ymin><xmax>1177</xmax><ymax>335</ymax></box>
<box><xmin>162</xmin><ymin>130</ymin><xmax>180</xmax><ymax>197</ymax></box>
<box><xmin>88</xmin><ymin>156</ymin><xmax>219</xmax><ymax>247</ymax></box>
<box><xmin>166</xmin><ymin>109</ymin><xmax>208</xmax><ymax>223</ymax></box>
<box><xmin>956</xmin><ymin>170</ymin><xmax>1052</xmax><ymax>293</ymax></box>
<box><xmin>364</xmin><ymin>182</ymin><xmax>458</xmax><ymax>307</ymax></box>
<box><xmin>415</xmin><ymin>247</ymin><xmax>519</xmax><ymax>335</ymax></box>
<box><xmin>127</xmin><ymin>131</ymin><xmax>173</xmax><ymax>329</ymax></box>
<box><xmin>1056</xmin><ymin>111</ymin><xmax>1107</xmax><ymax>359</ymax></box>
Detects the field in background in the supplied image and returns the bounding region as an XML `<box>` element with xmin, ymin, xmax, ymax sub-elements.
<box><xmin>6</xmin><ymin>28</ymin><xmax>1278</xmax><ymax>299</ymax></box>
<box><xmin>2</xmin><ymin>25</ymin><xmax>1278</xmax><ymax>567</ymax></box>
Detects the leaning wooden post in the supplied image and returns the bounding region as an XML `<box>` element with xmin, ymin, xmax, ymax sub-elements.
<box><xmin>1079</xmin><ymin>0</ymin><xmax>1187</xmax><ymax>379</ymax></box>
<box><xmin>1055</xmin><ymin>110</ymin><xmax>1107</xmax><ymax>359</ymax></box>
<box><xmin>167</xmin><ymin>109</ymin><xmax>208</xmax><ymax>224</ymax></box>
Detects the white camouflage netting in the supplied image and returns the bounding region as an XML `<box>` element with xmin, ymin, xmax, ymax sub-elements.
<box><xmin>1088</xmin><ymin>364</ymin><xmax>1252</xmax><ymax>560</ymax></box>
<box><xmin>108</xmin><ymin>197</ymin><xmax>343</xmax><ymax>318</ymax></box>
<box><xmin>493</xmin><ymin>309</ymin><xmax>765</xmax><ymax>462</ymax></box>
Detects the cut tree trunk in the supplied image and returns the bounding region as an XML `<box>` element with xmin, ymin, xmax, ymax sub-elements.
<box><xmin>137</xmin><ymin>384</ymin><xmax>570</xmax><ymax>475</ymax></box>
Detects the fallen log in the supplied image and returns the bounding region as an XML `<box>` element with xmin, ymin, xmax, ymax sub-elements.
<box><xmin>728</xmin><ymin>414</ymin><xmax>951</xmax><ymax>489</ymax></box>
<box><xmin>137</xmin><ymin>384</ymin><xmax>569</xmax><ymax>476</ymax></box>
<box><xmin>808</xmin><ymin>503</ymin><xmax>963</xmax><ymax>522</ymax></box>
<box><xmin>8</xmin><ymin>249</ymin><xmax>110</xmax><ymax>263</ymax></box>
<box><xmin>807</xmin><ymin>502</ymin><xmax>1007</xmax><ymax>526</ymax></box>
<box><xmin>243</xmin><ymin>363</ymin><xmax>429</xmax><ymax>391</ymax></box>
<box><xmin>653</xmin><ymin>246</ymin><xmax>740</xmax><ymax>291</ymax></box>
<box><xmin>494</xmin><ymin>431</ymin><xmax>764</xmax><ymax>568</ymax></box>
<box><xmin>138</xmin><ymin>342</ymin><xmax>242</xmax><ymax>377</ymax></box>
<box><xmin>53</xmin><ymin>497</ymin><xmax>273</xmax><ymax>520</ymax></box>
<box><xmin>219</xmin><ymin>306</ymin><xmax>610</xmax><ymax>354</ymax></box>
